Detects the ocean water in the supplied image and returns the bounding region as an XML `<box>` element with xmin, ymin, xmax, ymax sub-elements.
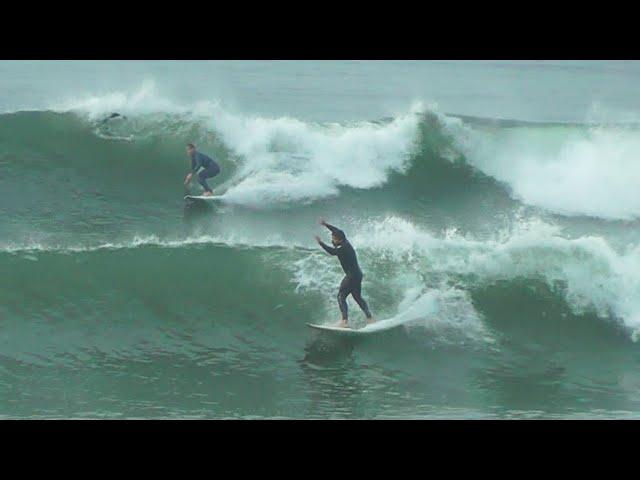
<box><xmin>2</xmin><ymin>60</ymin><xmax>640</xmax><ymax>419</ymax></box>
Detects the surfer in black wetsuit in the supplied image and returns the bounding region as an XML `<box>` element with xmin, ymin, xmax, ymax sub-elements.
<box><xmin>315</xmin><ymin>219</ymin><xmax>374</xmax><ymax>328</ymax></box>
<box><xmin>99</xmin><ymin>112</ymin><xmax>126</xmax><ymax>124</ymax></box>
<box><xmin>184</xmin><ymin>143</ymin><xmax>221</xmax><ymax>197</ymax></box>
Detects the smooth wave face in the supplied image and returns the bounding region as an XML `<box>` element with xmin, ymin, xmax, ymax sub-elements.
<box><xmin>3</xmin><ymin>70</ymin><xmax>640</xmax><ymax>419</ymax></box>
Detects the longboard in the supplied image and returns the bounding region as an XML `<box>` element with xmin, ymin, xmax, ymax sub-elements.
<box><xmin>184</xmin><ymin>195</ymin><xmax>225</xmax><ymax>202</ymax></box>
<box><xmin>307</xmin><ymin>314</ymin><xmax>413</xmax><ymax>336</ymax></box>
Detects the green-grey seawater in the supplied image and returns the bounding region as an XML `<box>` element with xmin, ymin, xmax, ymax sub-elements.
<box><xmin>2</xmin><ymin>61</ymin><xmax>640</xmax><ymax>419</ymax></box>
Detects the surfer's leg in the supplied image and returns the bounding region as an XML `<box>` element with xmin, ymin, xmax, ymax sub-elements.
<box><xmin>351</xmin><ymin>275</ymin><xmax>373</xmax><ymax>320</ymax></box>
<box><xmin>337</xmin><ymin>276</ymin><xmax>351</xmax><ymax>326</ymax></box>
<box><xmin>198</xmin><ymin>164</ymin><xmax>220</xmax><ymax>194</ymax></box>
<box><xmin>197</xmin><ymin>171</ymin><xmax>212</xmax><ymax>193</ymax></box>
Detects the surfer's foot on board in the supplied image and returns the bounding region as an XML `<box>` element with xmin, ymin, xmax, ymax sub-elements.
<box><xmin>366</xmin><ymin>317</ymin><xmax>376</xmax><ymax>325</ymax></box>
<box><xmin>202</xmin><ymin>191</ymin><xmax>214</xmax><ymax>197</ymax></box>
<box><xmin>337</xmin><ymin>319</ymin><xmax>349</xmax><ymax>328</ymax></box>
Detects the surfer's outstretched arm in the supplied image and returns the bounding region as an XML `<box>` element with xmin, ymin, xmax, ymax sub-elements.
<box><xmin>320</xmin><ymin>219</ymin><xmax>346</xmax><ymax>240</ymax></box>
<box><xmin>315</xmin><ymin>236</ymin><xmax>337</xmax><ymax>255</ymax></box>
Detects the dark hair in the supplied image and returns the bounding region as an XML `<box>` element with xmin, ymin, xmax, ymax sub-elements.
<box><xmin>187</xmin><ymin>143</ymin><xmax>195</xmax><ymax>149</ymax></box>
<box><xmin>332</xmin><ymin>231</ymin><xmax>346</xmax><ymax>241</ymax></box>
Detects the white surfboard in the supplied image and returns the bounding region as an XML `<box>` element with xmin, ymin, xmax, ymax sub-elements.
<box><xmin>307</xmin><ymin>313</ymin><xmax>415</xmax><ymax>336</ymax></box>
<box><xmin>184</xmin><ymin>195</ymin><xmax>225</xmax><ymax>202</ymax></box>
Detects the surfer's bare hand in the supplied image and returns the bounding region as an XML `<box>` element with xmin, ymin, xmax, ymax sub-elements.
<box><xmin>319</xmin><ymin>218</ymin><xmax>327</xmax><ymax>226</ymax></box>
<box><xmin>314</xmin><ymin>235</ymin><xmax>322</xmax><ymax>244</ymax></box>
<box><xmin>184</xmin><ymin>173</ymin><xmax>192</xmax><ymax>185</ymax></box>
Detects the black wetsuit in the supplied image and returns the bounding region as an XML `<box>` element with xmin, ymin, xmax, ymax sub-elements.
<box><xmin>100</xmin><ymin>112</ymin><xmax>126</xmax><ymax>124</ymax></box>
<box><xmin>318</xmin><ymin>223</ymin><xmax>372</xmax><ymax>321</ymax></box>
<box><xmin>191</xmin><ymin>151</ymin><xmax>220</xmax><ymax>193</ymax></box>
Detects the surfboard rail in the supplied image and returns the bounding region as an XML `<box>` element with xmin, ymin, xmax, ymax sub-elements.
<box><xmin>307</xmin><ymin>314</ymin><xmax>414</xmax><ymax>335</ymax></box>
<box><xmin>184</xmin><ymin>195</ymin><xmax>225</xmax><ymax>201</ymax></box>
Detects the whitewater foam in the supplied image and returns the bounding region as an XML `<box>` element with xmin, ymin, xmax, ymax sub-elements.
<box><xmin>446</xmin><ymin>118</ymin><xmax>640</xmax><ymax>220</ymax></box>
<box><xmin>207</xmin><ymin>102</ymin><xmax>424</xmax><ymax>205</ymax></box>
<box><xmin>351</xmin><ymin>216</ymin><xmax>640</xmax><ymax>340</ymax></box>
<box><xmin>290</xmin><ymin>230</ymin><xmax>490</xmax><ymax>343</ymax></box>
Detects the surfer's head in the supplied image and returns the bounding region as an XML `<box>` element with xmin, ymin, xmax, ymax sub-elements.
<box><xmin>186</xmin><ymin>144</ymin><xmax>196</xmax><ymax>156</ymax></box>
<box><xmin>331</xmin><ymin>231</ymin><xmax>345</xmax><ymax>246</ymax></box>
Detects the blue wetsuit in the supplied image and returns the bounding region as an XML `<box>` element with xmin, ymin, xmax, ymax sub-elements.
<box><xmin>191</xmin><ymin>151</ymin><xmax>220</xmax><ymax>193</ymax></box>
<box><xmin>318</xmin><ymin>223</ymin><xmax>372</xmax><ymax>321</ymax></box>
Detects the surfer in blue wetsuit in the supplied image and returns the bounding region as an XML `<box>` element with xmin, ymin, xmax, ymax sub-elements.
<box><xmin>184</xmin><ymin>144</ymin><xmax>221</xmax><ymax>197</ymax></box>
<box><xmin>315</xmin><ymin>219</ymin><xmax>374</xmax><ymax>328</ymax></box>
